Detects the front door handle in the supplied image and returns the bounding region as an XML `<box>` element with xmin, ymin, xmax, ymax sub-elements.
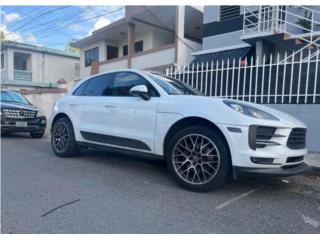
<box><xmin>104</xmin><ymin>105</ymin><xmax>116</xmax><ymax>108</ymax></box>
<box><xmin>70</xmin><ymin>103</ymin><xmax>79</xmax><ymax>106</ymax></box>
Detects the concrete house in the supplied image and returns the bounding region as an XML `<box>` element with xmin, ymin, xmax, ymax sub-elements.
<box><xmin>72</xmin><ymin>6</ymin><xmax>203</xmax><ymax>78</ymax></box>
<box><xmin>192</xmin><ymin>5</ymin><xmax>320</xmax><ymax>65</ymax></box>
<box><xmin>1</xmin><ymin>41</ymin><xmax>80</xmax><ymax>90</ymax></box>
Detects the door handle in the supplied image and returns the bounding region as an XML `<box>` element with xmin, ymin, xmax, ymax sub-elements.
<box><xmin>104</xmin><ymin>105</ymin><xmax>116</xmax><ymax>108</ymax></box>
<box><xmin>70</xmin><ymin>103</ymin><xmax>79</xmax><ymax>106</ymax></box>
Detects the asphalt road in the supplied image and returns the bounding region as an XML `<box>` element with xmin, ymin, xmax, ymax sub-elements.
<box><xmin>1</xmin><ymin>133</ymin><xmax>320</xmax><ymax>233</ymax></box>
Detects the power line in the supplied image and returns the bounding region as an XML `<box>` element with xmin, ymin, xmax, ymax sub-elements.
<box><xmin>5</xmin><ymin>6</ymin><xmax>71</xmax><ymax>36</ymax></box>
<box><xmin>27</xmin><ymin>7</ymin><xmax>124</xmax><ymax>42</ymax></box>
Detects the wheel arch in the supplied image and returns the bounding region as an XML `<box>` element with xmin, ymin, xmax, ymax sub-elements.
<box><xmin>163</xmin><ymin>116</ymin><xmax>232</xmax><ymax>166</ymax></box>
<box><xmin>51</xmin><ymin>112</ymin><xmax>73</xmax><ymax>131</ymax></box>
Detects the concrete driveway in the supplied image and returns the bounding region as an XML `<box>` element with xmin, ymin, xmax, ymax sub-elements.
<box><xmin>1</xmin><ymin>133</ymin><xmax>320</xmax><ymax>233</ymax></box>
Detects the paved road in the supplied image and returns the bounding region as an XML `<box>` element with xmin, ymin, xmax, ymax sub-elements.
<box><xmin>1</xmin><ymin>133</ymin><xmax>320</xmax><ymax>233</ymax></box>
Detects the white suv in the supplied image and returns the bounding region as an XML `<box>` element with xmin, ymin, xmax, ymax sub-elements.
<box><xmin>49</xmin><ymin>69</ymin><xmax>308</xmax><ymax>192</ymax></box>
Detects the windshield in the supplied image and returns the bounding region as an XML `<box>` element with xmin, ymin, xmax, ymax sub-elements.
<box><xmin>147</xmin><ymin>73</ymin><xmax>203</xmax><ymax>96</ymax></box>
<box><xmin>1</xmin><ymin>91</ymin><xmax>30</xmax><ymax>105</ymax></box>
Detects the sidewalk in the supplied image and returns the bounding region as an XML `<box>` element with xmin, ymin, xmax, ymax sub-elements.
<box><xmin>305</xmin><ymin>153</ymin><xmax>320</xmax><ymax>176</ymax></box>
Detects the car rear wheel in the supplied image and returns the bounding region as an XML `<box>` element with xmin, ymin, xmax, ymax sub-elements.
<box><xmin>30</xmin><ymin>131</ymin><xmax>45</xmax><ymax>138</ymax></box>
<box><xmin>166</xmin><ymin>126</ymin><xmax>230</xmax><ymax>192</ymax></box>
<box><xmin>51</xmin><ymin>117</ymin><xmax>79</xmax><ymax>157</ymax></box>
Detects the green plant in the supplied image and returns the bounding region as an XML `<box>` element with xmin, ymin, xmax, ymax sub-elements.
<box><xmin>296</xmin><ymin>11</ymin><xmax>312</xmax><ymax>33</ymax></box>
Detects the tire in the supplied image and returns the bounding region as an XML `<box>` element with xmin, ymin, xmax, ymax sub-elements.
<box><xmin>30</xmin><ymin>131</ymin><xmax>45</xmax><ymax>138</ymax></box>
<box><xmin>165</xmin><ymin>126</ymin><xmax>230</xmax><ymax>192</ymax></box>
<box><xmin>51</xmin><ymin>116</ymin><xmax>80</xmax><ymax>157</ymax></box>
<box><xmin>1</xmin><ymin>132</ymin><xmax>11</xmax><ymax>137</ymax></box>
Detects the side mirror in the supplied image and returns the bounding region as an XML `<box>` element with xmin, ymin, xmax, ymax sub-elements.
<box><xmin>129</xmin><ymin>85</ymin><xmax>150</xmax><ymax>100</ymax></box>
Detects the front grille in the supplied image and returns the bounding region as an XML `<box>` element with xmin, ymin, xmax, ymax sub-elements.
<box><xmin>2</xmin><ymin>108</ymin><xmax>37</xmax><ymax>119</ymax></box>
<box><xmin>287</xmin><ymin>128</ymin><xmax>306</xmax><ymax>150</ymax></box>
<box><xmin>287</xmin><ymin>156</ymin><xmax>304</xmax><ymax>163</ymax></box>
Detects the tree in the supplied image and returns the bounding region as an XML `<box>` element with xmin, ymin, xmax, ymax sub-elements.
<box><xmin>0</xmin><ymin>30</ymin><xmax>5</xmax><ymax>42</ymax></box>
<box><xmin>65</xmin><ymin>40</ymin><xmax>80</xmax><ymax>54</ymax></box>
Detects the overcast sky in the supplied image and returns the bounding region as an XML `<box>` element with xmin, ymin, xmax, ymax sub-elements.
<box><xmin>0</xmin><ymin>5</ymin><xmax>125</xmax><ymax>50</ymax></box>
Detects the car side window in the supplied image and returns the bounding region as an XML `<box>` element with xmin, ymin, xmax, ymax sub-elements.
<box><xmin>73</xmin><ymin>80</ymin><xmax>89</xmax><ymax>96</ymax></box>
<box><xmin>110</xmin><ymin>72</ymin><xmax>159</xmax><ymax>97</ymax></box>
<box><xmin>82</xmin><ymin>74</ymin><xmax>113</xmax><ymax>96</ymax></box>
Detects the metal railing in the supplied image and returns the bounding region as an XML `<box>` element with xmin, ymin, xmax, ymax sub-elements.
<box><xmin>243</xmin><ymin>6</ymin><xmax>320</xmax><ymax>63</ymax></box>
<box><xmin>149</xmin><ymin>50</ymin><xmax>320</xmax><ymax>104</ymax></box>
<box><xmin>14</xmin><ymin>69</ymin><xmax>32</xmax><ymax>81</ymax></box>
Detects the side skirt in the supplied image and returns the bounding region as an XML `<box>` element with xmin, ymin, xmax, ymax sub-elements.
<box><xmin>77</xmin><ymin>141</ymin><xmax>164</xmax><ymax>161</ymax></box>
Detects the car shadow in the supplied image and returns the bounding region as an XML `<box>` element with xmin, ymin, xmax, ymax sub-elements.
<box><xmin>76</xmin><ymin>148</ymin><xmax>298</xmax><ymax>193</ymax></box>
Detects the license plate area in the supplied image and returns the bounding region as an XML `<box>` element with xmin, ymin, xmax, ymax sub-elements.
<box><xmin>16</xmin><ymin>121</ymin><xmax>28</xmax><ymax>127</ymax></box>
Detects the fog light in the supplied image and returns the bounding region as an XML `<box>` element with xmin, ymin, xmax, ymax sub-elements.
<box><xmin>41</xmin><ymin>119</ymin><xmax>47</xmax><ymax>124</ymax></box>
<box><xmin>250</xmin><ymin>157</ymin><xmax>274</xmax><ymax>164</ymax></box>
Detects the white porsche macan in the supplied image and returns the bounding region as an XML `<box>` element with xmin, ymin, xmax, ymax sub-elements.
<box><xmin>49</xmin><ymin>69</ymin><xmax>308</xmax><ymax>192</ymax></box>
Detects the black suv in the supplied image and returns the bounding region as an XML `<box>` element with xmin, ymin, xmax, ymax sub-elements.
<box><xmin>1</xmin><ymin>90</ymin><xmax>46</xmax><ymax>138</ymax></box>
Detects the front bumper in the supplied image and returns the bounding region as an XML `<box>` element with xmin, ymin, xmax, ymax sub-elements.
<box><xmin>217</xmin><ymin>123</ymin><xmax>308</xmax><ymax>177</ymax></box>
<box><xmin>235</xmin><ymin>162</ymin><xmax>309</xmax><ymax>177</ymax></box>
<box><xmin>1</xmin><ymin>116</ymin><xmax>47</xmax><ymax>133</ymax></box>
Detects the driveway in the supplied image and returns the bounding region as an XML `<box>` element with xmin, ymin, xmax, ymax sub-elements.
<box><xmin>1</xmin><ymin>133</ymin><xmax>320</xmax><ymax>233</ymax></box>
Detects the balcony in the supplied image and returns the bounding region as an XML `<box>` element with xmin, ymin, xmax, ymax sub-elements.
<box><xmin>99</xmin><ymin>44</ymin><xmax>176</xmax><ymax>72</ymax></box>
<box><xmin>14</xmin><ymin>69</ymin><xmax>32</xmax><ymax>82</ymax></box>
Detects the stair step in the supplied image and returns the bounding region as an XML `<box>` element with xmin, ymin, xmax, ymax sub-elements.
<box><xmin>283</xmin><ymin>33</ymin><xmax>291</xmax><ymax>40</ymax></box>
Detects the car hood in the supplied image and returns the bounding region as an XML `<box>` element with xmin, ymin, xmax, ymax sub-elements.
<box><xmin>0</xmin><ymin>102</ymin><xmax>39</xmax><ymax>111</ymax></box>
<box><xmin>161</xmin><ymin>95</ymin><xmax>306</xmax><ymax>128</ymax></box>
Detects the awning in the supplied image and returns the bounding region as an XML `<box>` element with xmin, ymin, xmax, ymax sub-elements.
<box><xmin>191</xmin><ymin>47</ymin><xmax>253</xmax><ymax>66</ymax></box>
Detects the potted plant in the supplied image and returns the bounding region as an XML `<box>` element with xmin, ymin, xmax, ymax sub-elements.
<box><xmin>296</xmin><ymin>10</ymin><xmax>312</xmax><ymax>33</ymax></box>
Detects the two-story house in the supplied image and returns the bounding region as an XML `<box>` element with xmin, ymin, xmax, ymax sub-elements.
<box><xmin>192</xmin><ymin>5</ymin><xmax>320</xmax><ymax>65</ymax></box>
<box><xmin>71</xmin><ymin>6</ymin><xmax>203</xmax><ymax>78</ymax></box>
<box><xmin>1</xmin><ymin>41</ymin><xmax>80</xmax><ymax>90</ymax></box>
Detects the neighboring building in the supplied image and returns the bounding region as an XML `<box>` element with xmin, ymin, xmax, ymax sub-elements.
<box><xmin>72</xmin><ymin>6</ymin><xmax>203</xmax><ymax>78</ymax></box>
<box><xmin>1</xmin><ymin>41</ymin><xmax>80</xmax><ymax>90</ymax></box>
<box><xmin>192</xmin><ymin>5</ymin><xmax>320</xmax><ymax>65</ymax></box>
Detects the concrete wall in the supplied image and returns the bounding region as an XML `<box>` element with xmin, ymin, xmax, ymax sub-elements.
<box><xmin>80</xmin><ymin>40</ymin><xmax>106</xmax><ymax>78</ymax></box>
<box><xmin>132</xmin><ymin>47</ymin><xmax>175</xmax><ymax>69</ymax></box>
<box><xmin>99</xmin><ymin>58</ymin><xmax>127</xmax><ymax>72</ymax></box>
<box><xmin>118</xmin><ymin>31</ymin><xmax>154</xmax><ymax>57</ymax></box>
<box><xmin>203</xmin><ymin>31</ymin><xmax>250</xmax><ymax>51</ymax></box>
<box><xmin>1</xmin><ymin>49</ymin><xmax>8</xmax><ymax>82</ymax></box>
<box><xmin>24</xmin><ymin>92</ymin><xmax>66</xmax><ymax>119</ymax></box>
<box><xmin>152</xmin><ymin>30</ymin><xmax>175</xmax><ymax>49</ymax></box>
<box><xmin>2</xmin><ymin>48</ymin><xmax>79</xmax><ymax>84</ymax></box>
<box><xmin>267</xmin><ymin>104</ymin><xmax>320</xmax><ymax>152</ymax></box>
<box><xmin>176</xmin><ymin>6</ymin><xmax>202</xmax><ymax>65</ymax></box>
<box><xmin>202</xmin><ymin>6</ymin><xmax>250</xmax><ymax>52</ymax></box>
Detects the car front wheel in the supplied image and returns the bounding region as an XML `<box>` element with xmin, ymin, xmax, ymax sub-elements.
<box><xmin>51</xmin><ymin>117</ymin><xmax>79</xmax><ymax>157</ymax></box>
<box><xmin>166</xmin><ymin>126</ymin><xmax>230</xmax><ymax>192</ymax></box>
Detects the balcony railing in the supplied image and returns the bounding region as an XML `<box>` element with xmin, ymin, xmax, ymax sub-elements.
<box><xmin>14</xmin><ymin>69</ymin><xmax>32</xmax><ymax>82</ymax></box>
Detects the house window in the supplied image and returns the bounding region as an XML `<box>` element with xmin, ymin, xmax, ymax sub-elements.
<box><xmin>107</xmin><ymin>45</ymin><xmax>119</xmax><ymax>60</ymax></box>
<box><xmin>123</xmin><ymin>45</ymin><xmax>128</xmax><ymax>56</ymax></box>
<box><xmin>1</xmin><ymin>53</ymin><xmax>4</xmax><ymax>69</ymax></box>
<box><xmin>122</xmin><ymin>41</ymin><xmax>144</xmax><ymax>56</ymax></box>
<box><xmin>85</xmin><ymin>47</ymin><xmax>99</xmax><ymax>67</ymax></box>
<box><xmin>135</xmin><ymin>41</ymin><xmax>143</xmax><ymax>53</ymax></box>
<box><xmin>14</xmin><ymin>52</ymin><xmax>31</xmax><ymax>71</ymax></box>
<box><xmin>219</xmin><ymin>6</ymin><xmax>240</xmax><ymax>21</ymax></box>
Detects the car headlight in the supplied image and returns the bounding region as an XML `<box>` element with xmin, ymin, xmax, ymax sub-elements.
<box><xmin>223</xmin><ymin>100</ymin><xmax>279</xmax><ymax>121</ymax></box>
<box><xmin>37</xmin><ymin>108</ymin><xmax>46</xmax><ymax>117</ymax></box>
